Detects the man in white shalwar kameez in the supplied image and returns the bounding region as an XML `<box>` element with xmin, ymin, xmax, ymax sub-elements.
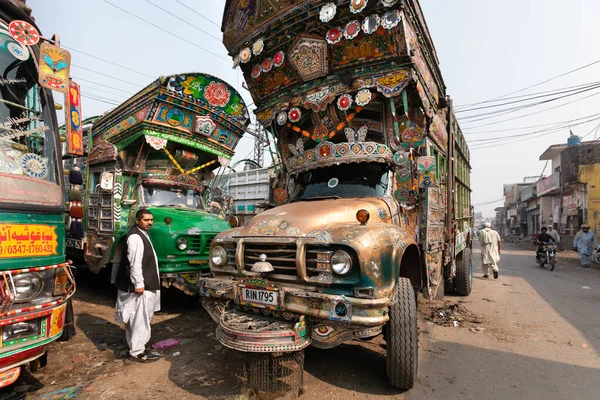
<box><xmin>478</xmin><ymin>223</ymin><xmax>501</xmax><ymax>279</ymax></box>
<box><xmin>114</xmin><ymin>209</ymin><xmax>162</xmax><ymax>362</ymax></box>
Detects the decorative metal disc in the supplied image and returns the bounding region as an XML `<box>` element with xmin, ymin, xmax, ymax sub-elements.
<box><xmin>326</xmin><ymin>27</ymin><xmax>342</xmax><ymax>45</ymax></box>
<box><xmin>349</xmin><ymin>0</ymin><xmax>368</xmax><ymax>14</ymax></box>
<box><xmin>20</xmin><ymin>153</ymin><xmax>47</xmax><ymax>179</ymax></box>
<box><xmin>344</xmin><ymin>20</ymin><xmax>361</xmax><ymax>40</ymax></box>
<box><xmin>273</xmin><ymin>51</ymin><xmax>285</xmax><ymax>67</ymax></box>
<box><xmin>381</xmin><ymin>0</ymin><xmax>399</xmax><ymax>7</ymax></box>
<box><xmin>355</xmin><ymin>89</ymin><xmax>372</xmax><ymax>106</ymax></box>
<box><xmin>7</xmin><ymin>41</ymin><xmax>29</xmax><ymax>60</ymax></box>
<box><xmin>252</xmin><ymin>38</ymin><xmax>265</xmax><ymax>56</ymax></box>
<box><xmin>239</xmin><ymin>47</ymin><xmax>252</xmax><ymax>63</ymax></box>
<box><xmin>251</xmin><ymin>63</ymin><xmax>262</xmax><ymax>79</ymax></box>
<box><xmin>261</xmin><ymin>58</ymin><xmax>274</xmax><ymax>73</ymax></box>
<box><xmin>362</xmin><ymin>14</ymin><xmax>381</xmax><ymax>34</ymax></box>
<box><xmin>337</xmin><ymin>94</ymin><xmax>353</xmax><ymax>111</ymax></box>
<box><xmin>8</xmin><ymin>20</ymin><xmax>39</xmax><ymax>46</ymax></box>
<box><xmin>288</xmin><ymin>107</ymin><xmax>301</xmax><ymax>123</ymax></box>
<box><xmin>276</xmin><ymin>111</ymin><xmax>288</xmax><ymax>126</ymax></box>
<box><xmin>382</xmin><ymin>10</ymin><xmax>401</xmax><ymax>29</ymax></box>
<box><xmin>320</xmin><ymin>3</ymin><xmax>337</xmax><ymax>23</ymax></box>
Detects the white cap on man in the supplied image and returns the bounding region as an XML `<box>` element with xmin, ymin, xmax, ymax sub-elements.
<box><xmin>484</xmin><ymin>222</ymin><xmax>491</xmax><ymax>228</ymax></box>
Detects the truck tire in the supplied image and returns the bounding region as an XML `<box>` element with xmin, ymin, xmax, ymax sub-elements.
<box><xmin>386</xmin><ymin>277</ymin><xmax>418</xmax><ymax>389</ymax></box>
<box><xmin>455</xmin><ymin>249</ymin><xmax>472</xmax><ymax>296</ymax></box>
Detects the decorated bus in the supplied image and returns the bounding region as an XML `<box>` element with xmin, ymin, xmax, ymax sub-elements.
<box><xmin>83</xmin><ymin>73</ymin><xmax>249</xmax><ymax>295</ymax></box>
<box><xmin>0</xmin><ymin>0</ymin><xmax>75</xmax><ymax>388</ymax></box>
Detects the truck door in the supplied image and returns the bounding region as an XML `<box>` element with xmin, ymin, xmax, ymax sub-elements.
<box><xmin>420</xmin><ymin>186</ymin><xmax>446</xmax><ymax>298</ymax></box>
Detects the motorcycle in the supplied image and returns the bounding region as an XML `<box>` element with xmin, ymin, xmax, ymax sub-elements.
<box><xmin>536</xmin><ymin>241</ymin><xmax>557</xmax><ymax>271</ymax></box>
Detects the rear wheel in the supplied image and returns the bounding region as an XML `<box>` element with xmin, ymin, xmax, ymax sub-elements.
<box><xmin>455</xmin><ymin>249</ymin><xmax>472</xmax><ymax>296</ymax></box>
<box><xmin>386</xmin><ymin>278</ymin><xmax>418</xmax><ymax>389</ymax></box>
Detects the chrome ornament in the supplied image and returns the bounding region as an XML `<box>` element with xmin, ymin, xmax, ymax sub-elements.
<box><xmin>362</xmin><ymin>14</ymin><xmax>380</xmax><ymax>35</ymax></box>
<box><xmin>251</xmin><ymin>254</ymin><xmax>275</xmax><ymax>273</ymax></box>
<box><xmin>381</xmin><ymin>10</ymin><xmax>401</xmax><ymax>29</ymax></box>
<box><xmin>319</xmin><ymin>3</ymin><xmax>337</xmax><ymax>23</ymax></box>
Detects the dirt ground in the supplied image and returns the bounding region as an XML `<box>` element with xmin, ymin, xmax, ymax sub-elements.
<box><xmin>1</xmin><ymin>243</ymin><xmax>599</xmax><ymax>400</ymax></box>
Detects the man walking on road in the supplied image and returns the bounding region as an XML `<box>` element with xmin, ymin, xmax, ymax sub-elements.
<box><xmin>547</xmin><ymin>225</ymin><xmax>560</xmax><ymax>247</ymax></box>
<box><xmin>478</xmin><ymin>222</ymin><xmax>501</xmax><ymax>279</ymax></box>
<box><xmin>114</xmin><ymin>209</ymin><xmax>162</xmax><ymax>362</ymax></box>
<box><xmin>573</xmin><ymin>224</ymin><xmax>598</xmax><ymax>268</ymax></box>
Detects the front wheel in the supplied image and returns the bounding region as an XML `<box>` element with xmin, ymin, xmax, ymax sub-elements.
<box><xmin>549</xmin><ymin>258</ymin><xmax>556</xmax><ymax>271</ymax></box>
<box><xmin>386</xmin><ymin>277</ymin><xmax>418</xmax><ymax>389</ymax></box>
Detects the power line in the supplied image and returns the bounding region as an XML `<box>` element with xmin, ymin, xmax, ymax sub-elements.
<box><xmin>71</xmin><ymin>75</ymin><xmax>136</xmax><ymax>96</ymax></box>
<box><xmin>81</xmin><ymin>94</ymin><xmax>121</xmax><ymax>106</ymax></box>
<box><xmin>102</xmin><ymin>0</ymin><xmax>230</xmax><ymax>62</ymax></box>
<box><xmin>459</xmin><ymin>83</ymin><xmax>600</xmax><ymax>121</ymax></box>
<box><xmin>456</xmin><ymin>81</ymin><xmax>600</xmax><ymax>114</ymax></box>
<box><xmin>463</xmin><ymin>112</ymin><xmax>600</xmax><ymax>135</ymax></box>
<box><xmin>71</xmin><ymin>63</ymin><xmax>146</xmax><ymax>87</ymax></box>
<box><xmin>174</xmin><ymin>0</ymin><xmax>221</xmax><ymax>28</ymax></box>
<box><xmin>468</xmin><ymin>115</ymin><xmax>600</xmax><ymax>144</ymax></box>
<box><xmin>457</xmin><ymin>57</ymin><xmax>600</xmax><ymax>109</ymax></box>
<box><xmin>79</xmin><ymin>84</ymin><xmax>129</xmax><ymax>99</ymax></box>
<box><xmin>64</xmin><ymin>46</ymin><xmax>155</xmax><ymax>79</ymax></box>
<box><xmin>460</xmin><ymin>90</ymin><xmax>600</xmax><ymax>129</ymax></box>
<box><xmin>145</xmin><ymin>0</ymin><xmax>222</xmax><ymax>42</ymax></box>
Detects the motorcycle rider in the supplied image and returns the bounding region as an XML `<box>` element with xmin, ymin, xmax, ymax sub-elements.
<box><xmin>536</xmin><ymin>227</ymin><xmax>555</xmax><ymax>261</ymax></box>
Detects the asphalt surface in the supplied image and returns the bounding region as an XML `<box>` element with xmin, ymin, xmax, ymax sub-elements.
<box><xmin>4</xmin><ymin>241</ymin><xmax>599</xmax><ymax>399</ymax></box>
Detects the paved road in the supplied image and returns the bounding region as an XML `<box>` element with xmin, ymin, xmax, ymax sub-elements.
<box><xmin>407</xmin><ymin>242</ymin><xmax>600</xmax><ymax>400</ymax></box>
<box><xmin>301</xmin><ymin>242</ymin><xmax>600</xmax><ymax>399</ymax></box>
<box><xmin>9</xmin><ymin>242</ymin><xmax>600</xmax><ymax>399</ymax></box>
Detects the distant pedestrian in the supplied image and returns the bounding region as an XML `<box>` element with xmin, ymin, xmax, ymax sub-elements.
<box><xmin>573</xmin><ymin>224</ymin><xmax>598</xmax><ymax>268</ymax></box>
<box><xmin>547</xmin><ymin>225</ymin><xmax>560</xmax><ymax>247</ymax></box>
<box><xmin>114</xmin><ymin>209</ymin><xmax>162</xmax><ymax>362</ymax></box>
<box><xmin>478</xmin><ymin>222</ymin><xmax>501</xmax><ymax>279</ymax></box>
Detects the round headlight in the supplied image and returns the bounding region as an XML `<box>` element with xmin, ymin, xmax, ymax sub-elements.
<box><xmin>176</xmin><ymin>237</ymin><xmax>188</xmax><ymax>251</ymax></box>
<box><xmin>211</xmin><ymin>246</ymin><xmax>228</xmax><ymax>267</ymax></box>
<box><xmin>331</xmin><ymin>250</ymin><xmax>352</xmax><ymax>275</ymax></box>
<box><xmin>13</xmin><ymin>272</ymin><xmax>43</xmax><ymax>302</ymax></box>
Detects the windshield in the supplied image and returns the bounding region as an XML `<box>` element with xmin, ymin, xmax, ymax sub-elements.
<box><xmin>0</xmin><ymin>23</ymin><xmax>61</xmax><ymax>209</ymax></box>
<box><xmin>293</xmin><ymin>163</ymin><xmax>391</xmax><ymax>200</ymax></box>
<box><xmin>141</xmin><ymin>185</ymin><xmax>205</xmax><ymax>209</ymax></box>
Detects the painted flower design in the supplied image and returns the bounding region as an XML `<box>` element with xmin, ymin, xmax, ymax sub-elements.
<box><xmin>204</xmin><ymin>81</ymin><xmax>231</xmax><ymax>107</ymax></box>
<box><xmin>171</xmin><ymin>75</ymin><xmax>205</xmax><ymax>99</ymax></box>
<box><xmin>229</xmin><ymin>103</ymin><xmax>244</xmax><ymax>118</ymax></box>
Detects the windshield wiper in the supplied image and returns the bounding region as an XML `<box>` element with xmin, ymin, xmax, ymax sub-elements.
<box><xmin>292</xmin><ymin>195</ymin><xmax>341</xmax><ymax>203</ymax></box>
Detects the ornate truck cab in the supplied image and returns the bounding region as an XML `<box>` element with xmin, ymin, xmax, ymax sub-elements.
<box><xmin>83</xmin><ymin>73</ymin><xmax>249</xmax><ymax>295</ymax></box>
<box><xmin>201</xmin><ymin>0</ymin><xmax>472</xmax><ymax>389</ymax></box>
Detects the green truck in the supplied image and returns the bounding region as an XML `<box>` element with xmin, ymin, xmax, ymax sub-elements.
<box><xmin>80</xmin><ymin>73</ymin><xmax>249</xmax><ymax>294</ymax></box>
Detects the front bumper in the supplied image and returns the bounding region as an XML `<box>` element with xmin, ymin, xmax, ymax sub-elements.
<box><xmin>199</xmin><ymin>277</ymin><xmax>390</xmax><ymax>326</ymax></box>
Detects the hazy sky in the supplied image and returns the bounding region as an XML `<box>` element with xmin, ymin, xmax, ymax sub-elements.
<box><xmin>29</xmin><ymin>0</ymin><xmax>600</xmax><ymax>216</ymax></box>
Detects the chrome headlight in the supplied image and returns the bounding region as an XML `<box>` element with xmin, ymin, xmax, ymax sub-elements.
<box><xmin>13</xmin><ymin>272</ymin><xmax>44</xmax><ymax>302</ymax></box>
<box><xmin>331</xmin><ymin>250</ymin><xmax>352</xmax><ymax>275</ymax></box>
<box><xmin>211</xmin><ymin>246</ymin><xmax>228</xmax><ymax>267</ymax></box>
<box><xmin>176</xmin><ymin>237</ymin><xmax>188</xmax><ymax>251</ymax></box>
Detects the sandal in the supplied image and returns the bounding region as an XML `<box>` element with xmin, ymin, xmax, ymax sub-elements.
<box><xmin>129</xmin><ymin>351</ymin><xmax>162</xmax><ymax>363</ymax></box>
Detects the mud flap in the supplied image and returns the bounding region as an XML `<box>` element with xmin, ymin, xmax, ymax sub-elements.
<box><xmin>420</xmin><ymin>187</ymin><xmax>446</xmax><ymax>299</ymax></box>
<box><xmin>84</xmin><ymin>234</ymin><xmax>115</xmax><ymax>273</ymax></box>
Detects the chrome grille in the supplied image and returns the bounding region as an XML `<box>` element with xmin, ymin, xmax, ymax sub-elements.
<box><xmin>305</xmin><ymin>247</ymin><xmax>332</xmax><ymax>276</ymax></box>
<box><xmin>243</xmin><ymin>243</ymin><xmax>297</xmax><ymax>276</ymax></box>
<box><xmin>187</xmin><ymin>236</ymin><xmax>202</xmax><ymax>253</ymax></box>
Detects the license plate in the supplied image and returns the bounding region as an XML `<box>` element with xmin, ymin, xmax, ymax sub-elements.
<box><xmin>240</xmin><ymin>288</ymin><xmax>279</xmax><ymax>307</ymax></box>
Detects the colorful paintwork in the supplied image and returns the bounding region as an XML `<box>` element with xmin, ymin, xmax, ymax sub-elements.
<box><xmin>167</xmin><ymin>74</ymin><xmax>248</xmax><ymax>122</ymax></box>
<box><xmin>66</xmin><ymin>81</ymin><xmax>84</xmax><ymax>156</ymax></box>
<box><xmin>417</xmin><ymin>156</ymin><xmax>436</xmax><ymax>188</ymax></box>
<box><xmin>403</xmin><ymin>17</ymin><xmax>439</xmax><ymax>104</ymax></box>
<box><xmin>288</xmin><ymin>36</ymin><xmax>329</xmax><ymax>82</ymax></box>
<box><xmin>38</xmin><ymin>42</ymin><xmax>71</xmax><ymax>93</ymax></box>
<box><xmin>331</xmin><ymin>29</ymin><xmax>397</xmax><ymax>70</ymax></box>
<box><xmin>0</xmin><ymin>224</ymin><xmax>58</xmax><ymax>258</ymax></box>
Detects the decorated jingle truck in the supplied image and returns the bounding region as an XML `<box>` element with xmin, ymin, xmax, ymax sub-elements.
<box><xmin>199</xmin><ymin>0</ymin><xmax>472</xmax><ymax>389</ymax></box>
<box><xmin>0</xmin><ymin>0</ymin><xmax>76</xmax><ymax>387</ymax></box>
<box><xmin>83</xmin><ymin>73</ymin><xmax>249</xmax><ymax>295</ymax></box>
